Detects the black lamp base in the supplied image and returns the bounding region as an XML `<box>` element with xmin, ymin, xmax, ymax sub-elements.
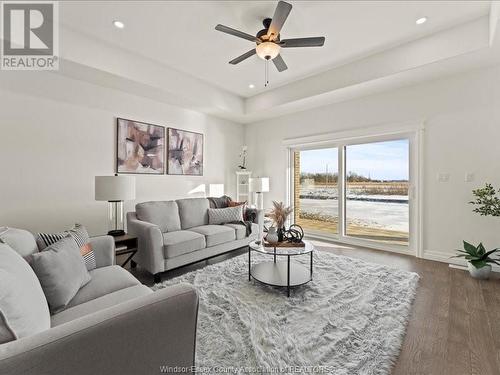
<box><xmin>108</xmin><ymin>229</ymin><xmax>125</xmax><ymax>237</ymax></box>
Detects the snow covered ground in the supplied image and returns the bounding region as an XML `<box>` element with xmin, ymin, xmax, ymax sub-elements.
<box><xmin>300</xmin><ymin>198</ymin><xmax>409</xmax><ymax>232</ymax></box>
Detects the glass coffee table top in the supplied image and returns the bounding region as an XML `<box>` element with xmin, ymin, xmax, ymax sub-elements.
<box><xmin>249</xmin><ymin>240</ymin><xmax>314</xmax><ymax>256</ymax></box>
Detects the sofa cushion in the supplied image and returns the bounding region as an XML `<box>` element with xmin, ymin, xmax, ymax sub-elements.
<box><xmin>224</xmin><ymin>223</ymin><xmax>247</xmax><ymax>240</ymax></box>
<box><xmin>0</xmin><ymin>240</ymin><xmax>50</xmax><ymax>343</ymax></box>
<box><xmin>31</xmin><ymin>236</ymin><xmax>92</xmax><ymax>314</ymax></box>
<box><xmin>51</xmin><ymin>285</ymin><xmax>152</xmax><ymax>327</ymax></box>
<box><xmin>189</xmin><ymin>225</ymin><xmax>236</xmax><ymax>247</ymax></box>
<box><xmin>163</xmin><ymin>230</ymin><xmax>206</xmax><ymax>259</ymax></box>
<box><xmin>224</xmin><ymin>223</ymin><xmax>259</xmax><ymax>240</ymax></box>
<box><xmin>136</xmin><ymin>201</ymin><xmax>181</xmax><ymax>233</ymax></box>
<box><xmin>176</xmin><ymin>198</ymin><xmax>209</xmax><ymax>229</ymax></box>
<box><xmin>0</xmin><ymin>227</ymin><xmax>38</xmax><ymax>258</ymax></box>
<box><xmin>67</xmin><ymin>265</ymin><xmax>141</xmax><ymax>308</ymax></box>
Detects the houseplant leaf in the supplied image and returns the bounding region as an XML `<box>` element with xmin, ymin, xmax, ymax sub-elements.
<box><xmin>463</xmin><ymin>241</ymin><xmax>478</xmax><ymax>255</ymax></box>
<box><xmin>470</xmin><ymin>259</ymin><xmax>488</xmax><ymax>269</ymax></box>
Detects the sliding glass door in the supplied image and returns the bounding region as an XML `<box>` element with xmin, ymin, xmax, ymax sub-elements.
<box><xmin>345</xmin><ymin>140</ymin><xmax>409</xmax><ymax>245</ymax></box>
<box><xmin>292</xmin><ymin>134</ymin><xmax>414</xmax><ymax>252</ymax></box>
<box><xmin>294</xmin><ymin>148</ymin><xmax>338</xmax><ymax>237</ymax></box>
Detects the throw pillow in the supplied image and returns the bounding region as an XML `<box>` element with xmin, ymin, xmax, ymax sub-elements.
<box><xmin>207</xmin><ymin>195</ymin><xmax>232</xmax><ymax>209</ymax></box>
<box><xmin>228</xmin><ymin>200</ymin><xmax>247</xmax><ymax>207</ymax></box>
<box><xmin>36</xmin><ymin>224</ymin><xmax>96</xmax><ymax>271</ymax></box>
<box><xmin>0</xmin><ymin>239</ymin><xmax>51</xmax><ymax>343</ymax></box>
<box><xmin>208</xmin><ymin>206</ymin><xmax>244</xmax><ymax>225</ymax></box>
<box><xmin>31</xmin><ymin>235</ymin><xmax>91</xmax><ymax>314</ymax></box>
<box><xmin>245</xmin><ymin>207</ymin><xmax>258</xmax><ymax>223</ymax></box>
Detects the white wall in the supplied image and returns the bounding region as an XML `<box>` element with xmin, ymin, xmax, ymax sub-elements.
<box><xmin>0</xmin><ymin>71</ymin><xmax>244</xmax><ymax>236</ymax></box>
<box><xmin>245</xmin><ymin>64</ymin><xmax>500</xmax><ymax>259</ymax></box>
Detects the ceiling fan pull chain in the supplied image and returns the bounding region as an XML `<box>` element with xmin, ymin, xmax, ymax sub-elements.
<box><xmin>265</xmin><ymin>59</ymin><xmax>269</xmax><ymax>87</ymax></box>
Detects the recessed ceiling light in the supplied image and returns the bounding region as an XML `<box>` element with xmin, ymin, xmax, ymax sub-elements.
<box><xmin>416</xmin><ymin>17</ymin><xmax>427</xmax><ymax>25</ymax></box>
<box><xmin>248</xmin><ymin>84</ymin><xmax>255</xmax><ymax>89</ymax></box>
<box><xmin>113</xmin><ymin>20</ymin><xmax>125</xmax><ymax>29</ymax></box>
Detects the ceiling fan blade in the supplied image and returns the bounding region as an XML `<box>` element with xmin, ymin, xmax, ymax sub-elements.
<box><xmin>215</xmin><ymin>24</ymin><xmax>260</xmax><ymax>43</ymax></box>
<box><xmin>267</xmin><ymin>1</ymin><xmax>292</xmax><ymax>40</ymax></box>
<box><xmin>229</xmin><ymin>49</ymin><xmax>256</xmax><ymax>65</ymax></box>
<box><xmin>273</xmin><ymin>54</ymin><xmax>288</xmax><ymax>72</ymax></box>
<box><xmin>280</xmin><ymin>37</ymin><xmax>325</xmax><ymax>48</ymax></box>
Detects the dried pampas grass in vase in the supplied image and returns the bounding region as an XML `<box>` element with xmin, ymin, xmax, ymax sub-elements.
<box><xmin>268</xmin><ymin>201</ymin><xmax>293</xmax><ymax>242</ymax></box>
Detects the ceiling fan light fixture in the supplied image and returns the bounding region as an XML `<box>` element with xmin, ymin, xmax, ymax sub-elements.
<box><xmin>256</xmin><ymin>42</ymin><xmax>281</xmax><ymax>60</ymax></box>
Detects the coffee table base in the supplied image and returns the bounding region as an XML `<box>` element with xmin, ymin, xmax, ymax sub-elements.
<box><xmin>250</xmin><ymin>261</ymin><xmax>312</xmax><ymax>297</ymax></box>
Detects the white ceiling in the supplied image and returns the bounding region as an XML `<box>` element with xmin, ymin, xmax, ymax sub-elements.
<box><xmin>60</xmin><ymin>1</ymin><xmax>491</xmax><ymax>98</ymax></box>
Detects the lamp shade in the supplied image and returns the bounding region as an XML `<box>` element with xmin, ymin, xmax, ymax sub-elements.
<box><xmin>95</xmin><ymin>176</ymin><xmax>136</xmax><ymax>201</ymax></box>
<box><xmin>249</xmin><ymin>177</ymin><xmax>270</xmax><ymax>193</ymax></box>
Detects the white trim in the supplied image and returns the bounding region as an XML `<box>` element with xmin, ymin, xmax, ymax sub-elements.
<box><xmin>287</xmin><ymin>120</ymin><xmax>424</xmax><ymax>258</ymax></box>
<box><xmin>283</xmin><ymin>119</ymin><xmax>425</xmax><ymax>148</ymax></box>
<box><xmin>423</xmin><ymin>249</ymin><xmax>500</xmax><ymax>272</ymax></box>
<box><xmin>306</xmin><ymin>233</ymin><xmax>412</xmax><ymax>256</ymax></box>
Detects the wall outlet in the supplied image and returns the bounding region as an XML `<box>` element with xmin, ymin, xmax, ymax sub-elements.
<box><xmin>465</xmin><ymin>173</ymin><xmax>475</xmax><ymax>182</ymax></box>
<box><xmin>437</xmin><ymin>173</ymin><xmax>450</xmax><ymax>182</ymax></box>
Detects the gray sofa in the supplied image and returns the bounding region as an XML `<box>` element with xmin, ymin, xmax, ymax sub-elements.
<box><xmin>127</xmin><ymin>197</ymin><xmax>263</xmax><ymax>282</ymax></box>
<box><xmin>0</xmin><ymin>227</ymin><xmax>198</xmax><ymax>375</ymax></box>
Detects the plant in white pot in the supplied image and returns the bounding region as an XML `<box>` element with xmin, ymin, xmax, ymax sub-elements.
<box><xmin>462</xmin><ymin>183</ymin><xmax>500</xmax><ymax>278</ymax></box>
<box><xmin>453</xmin><ymin>241</ymin><xmax>500</xmax><ymax>279</ymax></box>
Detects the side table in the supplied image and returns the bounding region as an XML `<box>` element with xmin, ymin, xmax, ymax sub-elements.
<box><xmin>113</xmin><ymin>234</ymin><xmax>138</xmax><ymax>268</ymax></box>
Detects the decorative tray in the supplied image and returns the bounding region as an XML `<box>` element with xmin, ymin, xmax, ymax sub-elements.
<box><xmin>263</xmin><ymin>240</ymin><xmax>305</xmax><ymax>248</ymax></box>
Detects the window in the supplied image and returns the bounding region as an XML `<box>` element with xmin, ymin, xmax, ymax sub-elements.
<box><xmin>344</xmin><ymin>139</ymin><xmax>409</xmax><ymax>245</ymax></box>
<box><xmin>290</xmin><ymin>128</ymin><xmax>419</xmax><ymax>254</ymax></box>
<box><xmin>294</xmin><ymin>148</ymin><xmax>338</xmax><ymax>236</ymax></box>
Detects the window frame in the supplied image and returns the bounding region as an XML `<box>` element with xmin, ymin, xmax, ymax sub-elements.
<box><xmin>285</xmin><ymin>121</ymin><xmax>423</xmax><ymax>257</ymax></box>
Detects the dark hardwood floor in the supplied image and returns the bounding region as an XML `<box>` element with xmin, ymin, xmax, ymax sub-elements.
<box><xmin>120</xmin><ymin>240</ymin><xmax>500</xmax><ymax>375</ymax></box>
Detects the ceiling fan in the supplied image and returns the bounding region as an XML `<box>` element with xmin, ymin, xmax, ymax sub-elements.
<box><xmin>215</xmin><ymin>0</ymin><xmax>325</xmax><ymax>77</ymax></box>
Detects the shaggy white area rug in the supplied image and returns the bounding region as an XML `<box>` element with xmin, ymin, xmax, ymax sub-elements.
<box><xmin>153</xmin><ymin>250</ymin><xmax>419</xmax><ymax>375</ymax></box>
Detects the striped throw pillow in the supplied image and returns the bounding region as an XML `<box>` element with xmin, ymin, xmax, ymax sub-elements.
<box><xmin>36</xmin><ymin>224</ymin><xmax>97</xmax><ymax>271</ymax></box>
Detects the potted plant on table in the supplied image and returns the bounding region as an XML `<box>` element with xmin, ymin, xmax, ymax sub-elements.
<box><xmin>453</xmin><ymin>241</ymin><xmax>500</xmax><ymax>279</ymax></box>
<box><xmin>267</xmin><ymin>201</ymin><xmax>293</xmax><ymax>242</ymax></box>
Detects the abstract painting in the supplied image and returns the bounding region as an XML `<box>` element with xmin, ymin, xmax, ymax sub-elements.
<box><xmin>167</xmin><ymin>128</ymin><xmax>203</xmax><ymax>175</ymax></box>
<box><xmin>116</xmin><ymin>118</ymin><xmax>165</xmax><ymax>174</ymax></box>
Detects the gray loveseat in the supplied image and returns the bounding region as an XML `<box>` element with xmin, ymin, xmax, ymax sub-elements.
<box><xmin>0</xmin><ymin>227</ymin><xmax>198</xmax><ymax>375</ymax></box>
<box><xmin>127</xmin><ymin>197</ymin><xmax>263</xmax><ymax>282</ymax></box>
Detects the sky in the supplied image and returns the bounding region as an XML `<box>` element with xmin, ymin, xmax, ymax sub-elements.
<box><xmin>300</xmin><ymin>139</ymin><xmax>409</xmax><ymax>181</ymax></box>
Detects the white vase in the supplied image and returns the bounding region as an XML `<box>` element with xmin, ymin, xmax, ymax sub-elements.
<box><xmin>266</xmin><ymin>227</ymin><xmax>279</xmax><ymax>243</ymax></box>
<box><xmin>467</xmin><ymin>263</ymin><xmax>491</xmax><ymax>279</ymax></box>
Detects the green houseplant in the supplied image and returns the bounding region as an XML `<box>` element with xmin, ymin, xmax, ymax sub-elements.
<box><xmin>453</xmin><ymin>241</ymin><xmax>500</xmax><ymax>279</ymax></box>
<box><xmin>459</xmin><ymin>183</ymin><xmax>500</xmax><ymax>278</ymax></box>
<box><xmin>469</xmin><ymin>183</ymin><xmax>500</xmax><ymax>217</ymax></box>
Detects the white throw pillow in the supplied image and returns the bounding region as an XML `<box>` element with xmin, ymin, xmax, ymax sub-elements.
<box><xmin>0</xmin><ymin>240</ymin><xmax>50</xmax><ymax>343</ymax></box>
<box><xmin>208</xmin><ymin>206</ymin><xmax>244</xmax><ymax>225</ymax></box>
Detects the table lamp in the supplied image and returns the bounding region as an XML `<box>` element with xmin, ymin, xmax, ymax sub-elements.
<box><xmin>95</xmin><ymin>175</ymin><xmax>136</xmax><ymax>236</ymax></box>
<box><xmin>249</xmin><ymin>177</ymin><xmax>269</xmax><ymax>210</ymax></box>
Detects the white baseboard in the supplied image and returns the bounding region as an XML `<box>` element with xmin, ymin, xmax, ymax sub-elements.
<box><xmin>423</xmin><ymin>249</ymin><xmax>500</xmax><ymax>273</ymax></box>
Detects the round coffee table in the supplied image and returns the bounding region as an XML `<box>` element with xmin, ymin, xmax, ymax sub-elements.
<box><xmin>248</xmin><ymin>240</ymin><xmax>314</xmax><ymax>297</ymax></box>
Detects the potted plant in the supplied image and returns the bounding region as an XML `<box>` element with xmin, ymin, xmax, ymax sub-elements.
<box><xmin>453</xmin><ymin>241</ymin><xmax>500</xmax><ymax>279</ymax></box>
<box><xmin>469</xmin><ymin>183</ymin><xmax>500</xmax><ymax>217</ymax></box>
<box><xmin>268</xmin><ymin>201</ymin><xmax>293</xmax><ymax>242</ymax></box>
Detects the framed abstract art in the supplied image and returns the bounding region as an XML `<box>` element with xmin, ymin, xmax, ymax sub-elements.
<box><xmin>167</xmin><ymin>128</ymin><xmax>204</xmax><ymax>176</ymax></box>
<box><xmin>116</xmin><ymin>118</ymin><xmax>165</xmax><ymax>174</ymax></box>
